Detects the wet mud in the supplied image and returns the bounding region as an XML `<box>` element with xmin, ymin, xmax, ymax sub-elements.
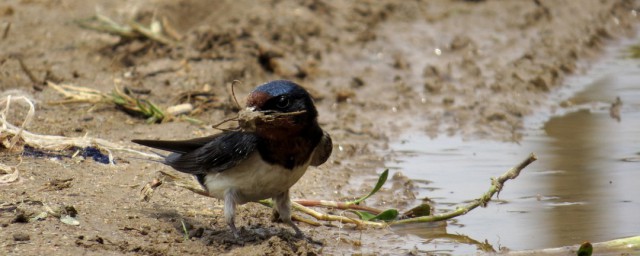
<box><xmin>1</xmin><ymin>0</ymin><xmax>638</xmax><ymax>255</ymax></box>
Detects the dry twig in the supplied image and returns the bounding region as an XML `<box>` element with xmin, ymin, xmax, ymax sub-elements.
<box><xmin>1</xmin><ymin>95</ymin><xmax>162</xmax><ymax>164</ymax></box>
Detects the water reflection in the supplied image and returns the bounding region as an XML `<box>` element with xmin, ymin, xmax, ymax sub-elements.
<box><xmin>389</xmin><ymin>41</ymin><xmax>640</xmax><ymax>253</ymax></box>
<box><xmin>544</xmin><ymin>109</ymin><xmax>605</xmax><ymax>245</ymax></box>
<box><xmin>541</xmin><ymin>64</ymin><xmax>640</xmax><ymax>248</ymax></box>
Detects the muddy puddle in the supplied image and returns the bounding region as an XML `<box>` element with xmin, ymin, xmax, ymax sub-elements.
<box><xmin>387</xmin><ymin>34</ymin><xmax>640</xmax><ymax>254</ymax></box>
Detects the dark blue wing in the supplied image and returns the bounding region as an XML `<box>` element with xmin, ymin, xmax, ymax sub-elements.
<box><xmin>310</xmin><ymin>131</ymin><xmax>332</xmax><ymax>166</ymax></box>
<box><xmin>132</xmin><ymin>132</ymin><xmax>258</xmax><ymax>174</ymax></box>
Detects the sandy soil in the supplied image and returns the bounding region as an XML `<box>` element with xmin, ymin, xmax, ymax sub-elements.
<box><xmin>1</xmin><ymin>0</ymin><xmax>638</xmax><ymax>255</ymax></box>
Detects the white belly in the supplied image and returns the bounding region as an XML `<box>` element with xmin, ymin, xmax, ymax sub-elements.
<box><xmin>202</xmin><ymin>153</ymin><xmax>310</xmax><ymax>204</ymax></box>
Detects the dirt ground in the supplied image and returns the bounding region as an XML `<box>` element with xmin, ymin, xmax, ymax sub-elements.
<box><xmin>1</xmin><ymin>0</ymin><xmax>638</xmax><ymax>255</ymax></box>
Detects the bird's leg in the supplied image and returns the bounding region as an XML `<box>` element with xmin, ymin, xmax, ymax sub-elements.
<box><xmin>224</xmin><ymin>189</ymin><xmax>239</xmax><ymax>238</ymax></box>
<box><xmin>273</xmin><ymin>191</ymin><xmax>304</xmax><ymax>238</ymax></box>
<box><xmin>271</xmin><ymin>207</ymin><xmax>281</xmax><ymax>222</ymax></box>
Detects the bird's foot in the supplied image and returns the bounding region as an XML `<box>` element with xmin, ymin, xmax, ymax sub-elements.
<box><xmin>303</xmin><ymin>236</ymin><xmax>324</xmax><ymax>246</ymax></box>
<box><xmin>228</xmin><ymin>222</ymin><xmax>240</xmax><ymax>239</ymax></box>
<box><xmin>287</xmin><ymin>220</ymin><xmax>305</xmax><ymax>239</ymax></box>
<box><xmin>288</xmin><ymin>229</ymin><xmax>323</xmax><ymax>245</ymax></box>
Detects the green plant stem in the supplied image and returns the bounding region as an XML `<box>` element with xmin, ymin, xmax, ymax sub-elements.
<box><xmin>180</xmin><ymin>220</ymin><xmax>189</xmax><ymax>241</ymax></box>
<box><xmin>144</xmin><ymin>153</ymin><xmax>537</xmax><ymax>228</ymax></box>
<box><xmin>388</xmin><ymin>153</ymin><xmax>537</xmax><ymax>226</ymax></box>
<box><xmin>294</xmin><ymin>199</ymin><xmax>383</xmax><ymax>215</ymax></box>
<box><xmin>291</xmin><ymin>201</ymin><xmax>386</xmax><ymax>228</ymax></box>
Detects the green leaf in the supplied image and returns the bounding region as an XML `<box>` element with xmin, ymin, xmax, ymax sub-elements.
<box><xmin>351</xmin><ymin>210</ymin><xmax>377</xmax><ymax>221</ymax></box>
<box><xmin>351</xmin><ymin>209</ymin><xmax>399</xmax><ymax>221</ymax></box>
<box><xmin>135</xmin><ymin>99</ymin><xmax>150</xmax><ymax>114</ymax></box>
<box><xmin>111</xmin><ymin>93</ymin><xmax>126</xmax><ymax>105</ymax></box>
<box><xmin>147</xmin><ymin>102</ymin><xmax>165</xmax><ymax>119</ymax></box>
<box><xmin>371</xmin><ymin>209</ymin><xmax>399</xmax><ymax>221</ymax></box>
<box><xmin>577</xmin><ymin>242</ymin><xmax>593</xmax><ymax>256</ymax></box>
<box><xmin>348</xmin><ymin>169</ymin><xmax>389</xmax><ymax>205</ymax></box>
<box><xmin>403</xmin><ymin>204</ymin><xmax>431</xmax><ymax>218</ymax></box>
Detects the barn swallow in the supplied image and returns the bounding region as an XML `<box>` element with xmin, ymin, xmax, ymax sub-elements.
<box><xmin>132</xmin><ymin>80</ymin><xmax>332</xmax><ymax>238</ymax></box>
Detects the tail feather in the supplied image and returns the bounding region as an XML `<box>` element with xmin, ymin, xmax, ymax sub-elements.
<box><xmin>132</xmin><ymin>134</ymin><xmax>221</xmax><ymax>154</ymax></box>
<box><xmin>129</xmin><ymin>156</ymin><xmax>165</xmax><ymax>164</ymax></box>
<box><xmin>128</xmin><ymin>150</ymin><xmax>169</xmax><ymax>164</ymax></box>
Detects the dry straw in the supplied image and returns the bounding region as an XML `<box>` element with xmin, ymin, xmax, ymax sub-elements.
<box><xmin>0</xmin><ymin>94</ymin><xmax>162</xmax><ymax>166</ymax></box>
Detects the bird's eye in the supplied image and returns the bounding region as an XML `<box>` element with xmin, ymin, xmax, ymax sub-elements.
<box><xmin>276</xmin><ymin>97</ymin><xmax>290</xmax><ymax>109</ymax></box>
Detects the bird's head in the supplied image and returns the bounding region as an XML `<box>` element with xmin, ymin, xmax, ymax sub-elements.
<box><xmin>243</xmin><ymin>80</ymin><xmax>318</xmax><ymax>139</ymax></box>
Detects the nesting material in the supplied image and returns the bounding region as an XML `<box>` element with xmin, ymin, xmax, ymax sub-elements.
<box><xmin>212</xmin><ymin>107</ymin><xmax>307</xmax><ymax>132</ymax></box>
<box><xmin>0</xmin><ymin>95</ymin><xmax>162</xmax><ymax>165</ymax></box>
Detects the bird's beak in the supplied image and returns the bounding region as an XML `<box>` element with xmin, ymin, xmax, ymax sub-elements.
<box><xmin>247</xmin><ymin>106</ymin><xmax>277</xmax><ymax>114</ymax></box>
